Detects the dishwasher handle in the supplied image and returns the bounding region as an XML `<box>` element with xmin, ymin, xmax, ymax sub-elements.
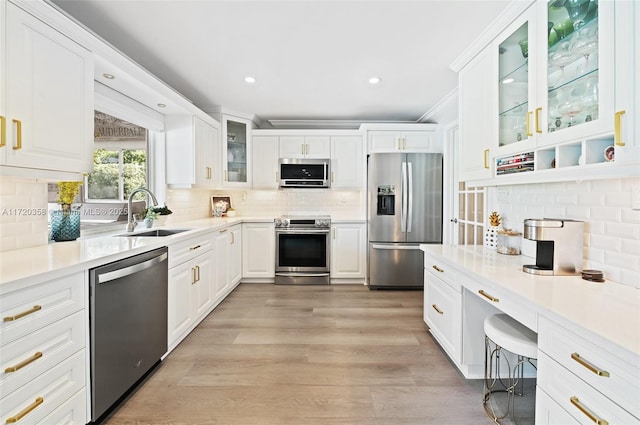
<box><xmin>97</xmin><ymin>252</ymin><xmax>168</xmax><ymax>283</ymax></box>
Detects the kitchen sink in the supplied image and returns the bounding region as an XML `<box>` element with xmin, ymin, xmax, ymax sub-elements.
<box><xmin>115</xmin><ymin>229</ymin><xmax>191</xmax><ymax>237</ymax></box>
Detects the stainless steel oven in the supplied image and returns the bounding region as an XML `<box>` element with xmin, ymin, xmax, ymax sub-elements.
<box><xmin>275</xmin><ymin>215</ymin><xmax>331</xmax><ymax>284</ymax></box>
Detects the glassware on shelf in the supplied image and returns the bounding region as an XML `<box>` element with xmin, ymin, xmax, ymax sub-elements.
<box><xmin>571</xmin><ymin>22</ymin><xmax>598</xmax><ymax>74</ymax></box>
<box><xmin>518</xmin><ymin>39</ymin><xmax>528</xmax><ymax>59</ymax></box>
<box><xmin>564</xmin><ymin>0</ymin><xmax>591</xmax><ymax>29</ymax></box>
<box><xmin>548</xmin><ymin>41</ymin><xmax>575</xmax><ymax>84</ymax></box>
<box><xmin>557</xmin><ymin>85</ymin><xmax>583</xmax><ymax>127</ymax></box>
<box><xmin>579</xmin><ymin>74</ymin><xmax>599</xmax><ymax>122</ymax></box>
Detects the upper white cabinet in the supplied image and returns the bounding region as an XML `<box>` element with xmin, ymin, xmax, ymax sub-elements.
<box><xmin>1</xmin><ymin>2</ymin><xmax>93</xmax><ymax>178</ymax></box>
<box><xmin>222</xmin><ymin>115</ymin><xmax>253</xmax><ymax>188</ymax></box>
<box><xmin>362</xmin><ymin>123</ymin><xmax>438</xmax><ymax>153</ymax></box>
<box><xmin>456</xmin><ymin>0</ymin><xmax>638</xmax><ymax>185</ymax></box>
<box><xmin>279</xmin><ymin>135</ymin><xmax>331</xmax><ymax>159</ymax></box>
<box><xmin>330</xmin><ymin>136</ymin><xmax>364</xmax><ymax>189</ymax></box>
<box><xmin>252</xmin><ymin>135</ymin><xmax>279</xmax><ymax>189</ymax></box>
<box><xmin>166</xmin><ymin>115</ymin><xmax>220</xmax><ymax>188</ymax></box>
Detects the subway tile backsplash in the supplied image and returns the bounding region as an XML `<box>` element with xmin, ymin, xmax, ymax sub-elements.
<box><xmin>490</xmin><ymin>177</ymin><xmax>640</xmax><ymax>289</ymax></box>
<box><xmin>0</xmin><ymin>177</ymin><xmax>49</xmax><ymax>251</ymax></box>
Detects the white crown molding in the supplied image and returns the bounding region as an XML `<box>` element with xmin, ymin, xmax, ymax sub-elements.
<box><xmin>418</xmin><ymin>88</ymin><xmax>458</xmax><ymax>123</ymax></box>
<box><xmin>449</xmin><ymin>0</ymin><xmax>534</xmax><ymax>73</ymax></box>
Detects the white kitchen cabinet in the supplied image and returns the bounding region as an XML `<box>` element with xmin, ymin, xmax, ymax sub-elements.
<box><xmin>1</xmin><ymin>2</ymin><xmax>93</xmax><ymax>178</ymax></box>
<box><xmin>367</xmin><ymin>130</ymin><xmax>436</xmax><ymax>153</ymax></box>
<box><xmin>0</xmin><ymin>271</ymin><xmax>87</xmax><ymax>424</ymax></box>
<box><xmin>213</xmin><ymin>224</ymin><xmax>242</xmax><ymax>299</ymax></box>
<box><xmin>252</xmin><ymin>135</ymin><xmax>279</xmax><ymax>189</ymax></box>
<box><xmin>242</xmin><ymin>222</ymin><xmax>275</xmax><ymax>282</ymax></box>
<box><xmin>279</xmin><ymin>135</ymin><xmax>331</xmax><ymax>159</ymax></box>
<box><xmin>167</xmin><ymin>233</ymin><xmax>214</xmax><ymax>350</ymax></box>
<box><xmin>330</xmin><ymin>136</ymin><xmax>364</xmax><ymax>189</ymax></box>
<box><xmin>458</xmin><ymin>44</ymin><xmax>494</xmax><ymax>182</ymax></box>
<box><xmin>222</xmin><ymin>115</ymin><xmax>252</xmax><ymax>187</ymax></box>
<box><xmin>330</xmin><ymin>222</ymin><xmax>366</xmax><ymax>281</ymax></box>
<box><xmin>166</xmin><ymin>115</ymin><xmax>220</xmax><ymax>188</ymax></box>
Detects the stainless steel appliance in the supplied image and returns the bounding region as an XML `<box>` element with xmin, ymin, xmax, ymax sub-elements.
<box><xmin>275</xmin><ymin>215</ymin><xmax>331</xmax><ymax>284</ymax></box>
<box><xmin>279</xmin><ymin>158</ymin><xmax>330</xmax><ymax>188</ymax></box>
<box><xmin>523</xmin><ymin>218</ymin><xmax>584</xmax><ymax>275</ymax></box>
<box><xmin>368</xmin><ymin>153</ymin><xmax>443</xmax><ymax>288</ymax></box>
<box><xmin>89</xmin><ymin>247</ymin><xmax>168</xmax><ymax>422</ymax></box>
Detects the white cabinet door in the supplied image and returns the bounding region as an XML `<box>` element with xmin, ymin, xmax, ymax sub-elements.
<box><xmin>458</xmin><ymin>44</ymin><xmax>494</xmax><ymax>182</ymax></box>
<box><xmin>191</xmin><ymin>251</ymin><xmax>214</xmax><ymax>318</ymax></box>
<box><xmin>278</xmin><ymin>136</ymin><xmax>305</xmax><ymax>158</ymax></box>
<box><xmin>3</xmin><ymin>3</ymin><xmax>93</xmax><ymax>174</ymax></box>
<box><xmin>368</xmin><ymin>130</ymin><xmax>435</xmax><ymax>153</ymax></box>
<box><xmin>252</xmin><ymin>135</ymin><xmax>279</xmax><ymax>189</ymax></box>
<box><xmin>194</xmin><ymin>116</ymin><xmax>219</xmax><ymax>186</ymax></box>
<box><xmin>167</xmin><ymin>261</ymin><xmax>194</xmax><ymax>347</ymax></box>
<box><xmin>222</xmin><ymin>115</ymin><xmax>252</xmax><ymax>188</ymax></box>
<box><xmin>368</xmin><ymin>131</ymin><xmax>401</xmax><ymax>152</ymax></box>
<box><xmin>330</xmin><ymin>136</ymin><xmax>364</xmax><ymax>189</ymax></box>
<box><xmin>424</xmin><ymin>270</ymin><xmax>461</xmax><ymax>363</ymax></box>
<box><xmin>229</xmin><ymin>225</ymin><xmax>242</xmax><ymax>286</ymax></box>
<box><xmin>213</xmin><ymin>228</ymin><xmax>231</xmax><ymax>299</ymax></box>
<box><xmin>330</xmin><ymin>223</ymin><xmax>366</xmax><ymax>279</ymax></box>
<box><xmin>279</xmin><ymin>136</ymin><xmax>330</xmax><ymax>158</ymax></box>
<box><xmin>242</xmin><ymin>222</ymin><xmax>275</xmax><ymax>280</ymax></box>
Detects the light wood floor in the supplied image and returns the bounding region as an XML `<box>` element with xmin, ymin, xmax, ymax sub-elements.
<box><xmin>103</xmin><ymin>284</ymin><xmax>534</xmax><ymax>425</ymax></box>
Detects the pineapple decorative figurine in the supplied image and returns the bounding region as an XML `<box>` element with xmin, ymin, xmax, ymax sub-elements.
<box><xmin>485</xmin><ymin>211</ymin><xmax>501</xmax><ymax>249</ymax></box>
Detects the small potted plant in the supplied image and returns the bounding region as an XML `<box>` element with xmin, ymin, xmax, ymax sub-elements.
<box><xmin>150</xmin><ymin>204</ymin><xmax>172</xmax><ymax>225</ymax></box>
<box><xmin>144</xmin><ymin>206</ymin><xmax>160</xmax><ymax>228</ymax></box>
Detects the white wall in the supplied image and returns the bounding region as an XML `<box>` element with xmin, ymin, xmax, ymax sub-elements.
<box><xmin>489</xmin><ymin>177</ymin><xmax>640</xmax><ymax>288</ymax></box>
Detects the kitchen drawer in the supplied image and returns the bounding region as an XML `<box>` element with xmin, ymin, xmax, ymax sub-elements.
<box><xmin>462</xmin><ymin>277</ymin><xmax>537</xmax><ymax>332</ymax></box>
<box><xmin>535</xmin><ymin>386</ymin><xmax>581</xmax><ymax>425</ymax></box>
<box><xmin>169</xmin><ymin>233</ymin><xmax>213</xmax><ymax>268</ymax></box>
<box><xmin>537</xmin><ymin>351</ymin><xmax>639</xmax><ymax>424</ymax></box>
<box><xmin>36</xmin><ymin>388</ymin><xmax>87</xmax><ymax>425</ymax></box>
<box><xmin>0</xmin><ymin>311</ymin><xmax>85</xmax><ymax>398</ymax></box>
<box><xmin>424</xmin><ymin>254</ymin><xmax>461</xmax><ymax>292</ymax></box>
<box><xmin>0</xmin><ymin>272</ymin><xmax>85</xmax><ymax>346</ymax></box>
<box><xmin>1</xmin><ymin>349</ymin><xmax>85</xmax><ymax>425</ymax></box>
<box><xmin>424</xmin><ymin>271</ymin><xmax>461</xmax><ymax>362</ymax></box>
<box><xmin>538</xmin><ymin>315</ymin><xmax>640</xmax><ymax>418</ymax></box>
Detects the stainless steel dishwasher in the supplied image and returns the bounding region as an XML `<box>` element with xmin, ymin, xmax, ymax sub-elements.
<box><xmin>89</xmin><ymin>246</ymin><xmax>168</xmax><ymax>422</ymax></box>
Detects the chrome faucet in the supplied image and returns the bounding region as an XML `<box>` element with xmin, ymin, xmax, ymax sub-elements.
<box><xmin>126</xmin><ymin>187</ymin><xmax>159</xmax><ymax>232</ymax></box>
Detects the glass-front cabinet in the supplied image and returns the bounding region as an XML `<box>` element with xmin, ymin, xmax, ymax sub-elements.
<box><xmin>222</xmin><ymin>115</ymin><xmax>252</xmax><ymax>187</ymax></box>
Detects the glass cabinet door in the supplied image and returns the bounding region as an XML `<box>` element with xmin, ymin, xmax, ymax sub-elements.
<box><xmin>498</xmin><ymin>21</ymin><xmax>531</xmax><ymax>148</ymax></box>
<box><xmin>225</xmin><ymin>119</ymin><xmax>248</xmax><ymax>184</ymax></box>
<box><xmin>546</xmin><ymin>0</ymin><xmax>599</xmax><ymax>133</ymax></box>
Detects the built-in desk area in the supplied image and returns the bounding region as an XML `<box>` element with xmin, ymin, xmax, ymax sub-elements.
<box><xmin>420</xmin><ymin>245</ymin><xmax>640</xmax><ymax>424</ymax></box>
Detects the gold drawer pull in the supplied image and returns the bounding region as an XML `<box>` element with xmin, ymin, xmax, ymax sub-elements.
<box><xmin>432</xmin><ymin>304</ymin><xmax>444</xmax><ymax>315</ymax></box>
<box><xmin>3</xmin><ymin>305</ymin><xmax>42</xmax><ymax>322</ymax></box>
<box><xmin>614</xmin><ymin>110</ymin><xmax>625</xmax><ymax>146</ymax></box>
<box><xmin>535</xmin><ymin>107</ymin><xmax>542</xmax><ymax>133</ymax></box>
<box><xmin>191</xmin><ymin>267</ymin><xmax>197</xmax><ymax>284</ymax></box>
<box><xmin>219</xmin><ymin>228</ymin><xmax>228</xmax><ymax>233</ymax></box>
<box><xmin>12</xmin><ymin>119</ymin><xmax>22</xmax><ymax>150</ymax></box>
<box><xmin>189</xmin><ymin>245</ymin><xmax>201</xmax><ymax>251</ymax></box>
<box><xmin>432</xmin><ymin>265</ymin><xmax>444</xmax><ymax>273</ymax></box>
<box><xmin>526</xmin><ymin>111</ymin><xmax>533</xmax><ymax>137</ymax></box>
<box><xmin>5</xmin><ymin>396</ymin><xmax>44</xmax><ymax>423</ymax></box>
<box><xmin>571</xmin><ymin>353</ymin><xmax>610</xmax><ymax>377</ymax></box>
<box><xmin>5</xmin><ymin>352</ymin><xmax>43</xmax><ymax>373</ymax></box>
<box><xmin>570</xmin><ymin>396</ymin><xmax>609</xmax><ymax>425</ymax></box>
<box><xmin>478</xmin><ymin>290</ymin><xmax>499</xmax><ymax>302</ymax></box>
<box><xmin>483</xmin><ymin>149</ymin><xmax>490</xmax><ymax>169</ymax></box>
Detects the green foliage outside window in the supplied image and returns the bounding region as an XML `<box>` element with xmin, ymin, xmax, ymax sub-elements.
<box><xmin>88</xmin><ymin>149</ymin><xmax>146</xmax><ymax>201</ymax></box>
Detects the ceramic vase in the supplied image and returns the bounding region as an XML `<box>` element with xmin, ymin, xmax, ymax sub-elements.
<box><xmin>51</xmin><ymin>205</ymin><xmax>80</xmax><ymax>242</ymax></box>
<box><xmin>484</xmin><ymin>226</ymin><xmax>499</xmax><ymax>249</ymax></box>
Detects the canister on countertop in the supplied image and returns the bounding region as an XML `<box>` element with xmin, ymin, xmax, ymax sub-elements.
<box><xmin>497</xmin><ymin>229</ymin><xmax>522</xmax><ymax>255</ymax></box>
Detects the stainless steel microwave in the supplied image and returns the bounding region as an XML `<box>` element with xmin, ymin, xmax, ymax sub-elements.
<box><xmin>279</xmin><ymin>158</ymin><xmax>330</xmax><ymax>188</ymax></box>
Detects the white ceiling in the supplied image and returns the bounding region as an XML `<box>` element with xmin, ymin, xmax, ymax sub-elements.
<box><xmin>51</xmin><ymin>0</ymin><xmax>510</xmax><ymax>126</ymax></box>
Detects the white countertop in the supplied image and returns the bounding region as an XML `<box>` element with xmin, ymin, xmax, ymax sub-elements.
<box><xmin>421</xmin><ymin>245</ymin><xmax>640</xmax><ymax>357</ymax></box>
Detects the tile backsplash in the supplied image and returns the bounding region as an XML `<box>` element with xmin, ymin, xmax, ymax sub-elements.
<box><xmin>0</xmin><ymin>177</ymin><xmax>49</xmax><ymax>251</ymax></box>
<box><xmin>489</xmin><ymin>177</ymin><xmax>640</xmax><ymax>289</ymax></box>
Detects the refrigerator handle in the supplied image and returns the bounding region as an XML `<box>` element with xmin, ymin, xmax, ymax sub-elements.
<box><xmin>401</xmin><ymin>161</ymin><xmax>407</xmax><ymax>232</ymax></box>
<box><xmin>407</xmin><ymin>161</ymin><xmax>413</xmax><ymax>233</ymax></box>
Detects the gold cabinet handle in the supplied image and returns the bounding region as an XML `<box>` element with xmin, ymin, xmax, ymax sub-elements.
<box><xmin>195</xmin><ymin>265</ymin><xmax>200</xmax><ymax>282</ymax></box>
<box><xmin>275</xmin><ymin>171</ymin><xmax>279</xmax><ymax>182</ymax></box>
<box><xmin>219</xmin><ymin>228</ymin><xmax>228</xmax><ymax>233</ymax></box>
<box><xmin>614</xmin><ymin>110</ymin><xmax>626</xmax><ymax>146</ymax></box>
<box><xmin>0</xmin><ymin>116</ymin><xmax>6</xmax><ymax>147</ymax></box>
<box><xmin>571</xmin><ymin>353</ymin><xmax>610</xmax><ymax>377</ymax></box>
<box><xmin>231</xmin><ymin>232</ymin><xmax>235</xmax><ymax>244</ymax></box>
<box><xmin>570</xmin><ymin>396</ymin><xmax>609</xmax><ymax>425</ymax></box>
<box><xmin>5</xmin><ymin>352</ymin><xmax>43</xmax><ymax>373</ymax></box>
<box><xmin>191</xmin><ymin>267</ymin><xmax>197</xmax><ymax>284</ymax></box>
<box><xmin>5</xmin><ymin>397</ymin><xmax>44</xmax><ymax>423</ymax></box>
<box><xmin>526</xmin><ymin>111</ymin><xmax>533</xmax><ymax>137</ymax></box>
<box><xmin>3</xmin><ymin>305</ymin><xmax>42</xmax><ymax>322</ymax></box>
<box><xmin>331</xmin><ymin>172</ymin><xmax>334</xmax><ymax>183</ymax></box>
<box><xmin>535</xmin><ymin>107</ymin><xmax>542</xmax><ymax>133</ymax></box>
<box><xmin>397</xmin><ymin>137</ymin><xmax>402</xmax><ymax>150</ymax></box>
<box><xmin>431</xmin><ymin>304</ymin><xmax>444</xmax><ymax>315</ymax></box>
<box><xmin>478</xmin><ymin>290</ymin><xmax>499</xmax><ymax>302</ymax></box>
<box><xmin>483</xmin><ymin>149</ymin><xmax>490</xmax><ymax>169</ymax></box>
<box><xmin>12</xmin><ymin>119</ymin><xmax>22</xmax><ymax>150</ymax></box>
<box><xmin>402</xmin><ymin>137</ymin><xmax>407</xmax><ymax>150</ymax></box>
<box><xmin>432</xmin><ymin>265</ymin><xmax>444</xmax><ymax>273</ymax></box>
<box><xmin>189</xmin><ymin>244</ymin><xmax>201</xmax><ymax>251</ymax></box>
<box><xmin>301</xmin><ymin>144</ymin><xmax>305</xmax><ymax>155</ymax></box>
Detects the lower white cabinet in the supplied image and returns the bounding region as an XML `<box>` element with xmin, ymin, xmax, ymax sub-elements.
<box><xmin>423</xmin><ymin>264</ymin><xmax>461</xmax><ymax>363</ymax></box>
<box><xmin>0</xmin><ymin>272</ymin><xmax>87</xmax><ymax>424</ymax></box>
<box><xmin>330</xmin><ymin>222</ymin><xmax>366</xmax><ymax>281</ymax></box>
<box><xmin>167</xmin><ymin>234</ymin><xmax>214</xmax><ymax>350</ymax></box>
<box><xmin>213</xmin><ymin>224</ymin><xmax>242</xmax><ymax>299</ymax></box>
<box><xmin>242</xmin><ymin>222</ymin><xmax>275</xmax><ymax>281</ymax></box>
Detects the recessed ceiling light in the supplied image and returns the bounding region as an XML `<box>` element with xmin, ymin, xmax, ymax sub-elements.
<box><xmin>103</xmin><ymin>73</ymin><xmax>115</xmax><ymax>80</ymax></box>
<box><xmin>157</xmin><ymin>103</ymin><xmax>166</xmax><ymax>108</ymax></box>
<box><xmin>244</xmin><ymin>76</ymin><xmax>256</xmax><ymax>84</ymax></box>
<box><xmin>368</xmin><ymin>77</ymin><xmax>381</xmax><ymax>85</ymax></box>
<box><xmin>502</xmin><ymin>78</ymin><xmax>515</xmax><ymax>84</ymax></box>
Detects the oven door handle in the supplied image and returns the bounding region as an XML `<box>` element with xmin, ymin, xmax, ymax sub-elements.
<box><xmin>276</xmin><ymin>229</ymin><xmax>330</xmax><ymax>234</ymax></box>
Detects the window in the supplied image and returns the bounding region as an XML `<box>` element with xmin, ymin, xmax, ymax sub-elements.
<box><xmin>457</xmin><ymin>182</ymin><xmax>486</xmax><ymax>245</ymax></box>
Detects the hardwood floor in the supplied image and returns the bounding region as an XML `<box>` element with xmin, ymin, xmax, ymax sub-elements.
<box><xmin>103</xmin><ymin>284</ymin><xmax>534</xmax><ymax>425</ymax></box>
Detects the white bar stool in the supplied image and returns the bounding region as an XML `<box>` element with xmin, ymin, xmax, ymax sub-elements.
<box><xmin>483</xmin><ymin>314</ymin><xmax>537</xmax><ymax>424</ymax></box>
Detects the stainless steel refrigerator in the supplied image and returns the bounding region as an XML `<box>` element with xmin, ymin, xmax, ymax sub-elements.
<box><xmin>367</xmin><ymin>153</ymin><xmax>442</xmax><ymax>289</ymax></box>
